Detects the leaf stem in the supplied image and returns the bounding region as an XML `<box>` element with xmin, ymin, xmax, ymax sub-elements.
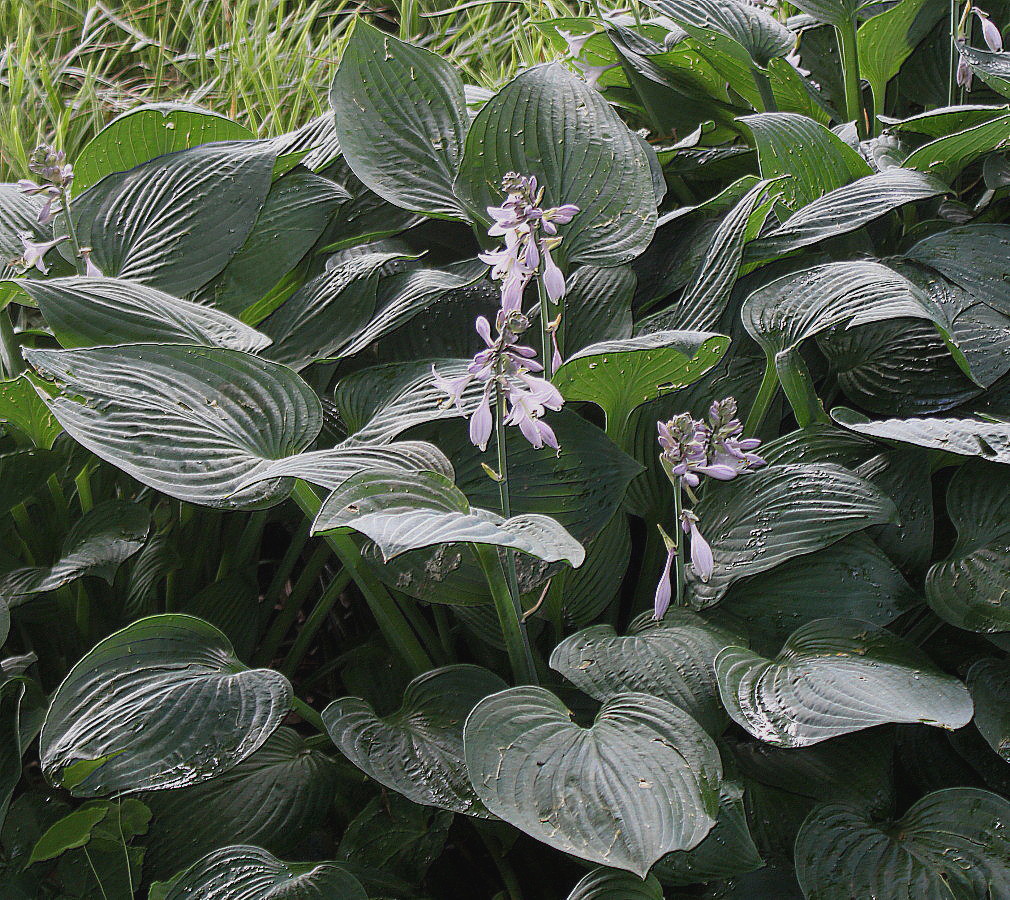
<box><xmin>74</xmin><ymin>465</ymin><xmax>94</xmax><ymax>514</ymax></box>
<box><xmin>536</xmin><ymin>276</ymin><xmax>552</xmax><ymax>378</ymax></box>
<box><xmin>291</xmin><ymin>479</ymin><xmax>433</xmax><ymax>675</ymax></box>
<box><xmin>59</xmin><ymin>186</ymin><xmax>86</xmax><ymax>275</ymax></box>
<box><xmin>836</xmin><ymin>18</ymin><xmax>866</xmax><ymax>138</ymax></box>
<box><xmin>672</xmin><ymin>482</ymin><xmax>686</xmax><ymax>608</ymax></box>
<box><xmin>281</xmin><ymin>569</ymin><xmax>351</xmax><ymax>676</ymax></box>
<box><xmin>752</xmin><ymin>66</ymin><xmax>778</xmax><ymax>112</ymax></box>
<box><xmin>291</xmin><ymin>695</ymin><xmax>328</xmax><ymax>737</ymax></box>
<box><xmin>744</xmin><ymin>355</ymin><xmax>779</xmax><ymax>434</ymax></box>
<box><xmin>775</xmin><ymin>349</ymin><xmax>829</xmax><ymax>427</ymax></box>
<box><xmin>0</xmin><ymin>308</ymin><xmax>22</xmax><ymax>378</ymax></box>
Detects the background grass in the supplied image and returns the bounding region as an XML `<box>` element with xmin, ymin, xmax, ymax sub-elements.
<box><xmin>0</xmin><ymin>0</ymin><xmax>605</xmax><ymax>181</ymax></box>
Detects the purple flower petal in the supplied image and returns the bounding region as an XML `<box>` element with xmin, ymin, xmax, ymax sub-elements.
<box><xmin>688</xmin><ymin>520</ymin><xmax>714</xmax><ymax>583</ymax></box>
<box><xmin>654</xmin><ymin>546</ymin><xmax>675</xmax><ymax>620</ymax></box>
<box><xmin>469</xmin><ymin>391</ymin><xmax>494</xmax><ymax>451</ymax></box>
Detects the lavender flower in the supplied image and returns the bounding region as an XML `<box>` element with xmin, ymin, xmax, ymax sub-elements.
<box><xmin>556</xmin><ymin>26</ymin><xmax>596</xmax><ymax>59</ymax></box>
<box><xmin>80</xmin><ymin>248</ymin><xmax>103</xmax><ymax>277</ymax></box>
<box><xmin>571</xmin><ymin>60</ymin><xmax>620</xmax><ymax>91</ymax></box>
<box><xmin>432</xmin><ymin>310</ymin><xmax>563</xmax><ymax>453</ymax></box>
<box><xmin>19</xmin><ymin>144</ymin><xmax>74</xmax><ymax>226</ymax></box>
<box><xmin>975</xmin><ymin>8</ymin><xmax>1004</xmax><ymax>51</ymax></box>
<box><xmin>15</xmin><ymin>233</ymin><xmax>64</xmax><ymax>274</ymax></box>
<box><xmin>957</xmin><ymin>55</ymin><xmax>974</xmax><ymax>90</ymax></box>
<box><xmin>653</xmin><ymin>397</ymin><xmax>764</xmax><ymax>618</ymax></box>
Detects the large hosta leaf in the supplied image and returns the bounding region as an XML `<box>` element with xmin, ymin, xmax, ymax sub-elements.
<box><xmin>0</xmin><ymin>500</ymin><xmax>150</xmax><ymax>607</ymax></box>
<box><xmin>25</xmin><ymin>344</ymin><xmax>321</xmax><ymax>508</ymax></box>
<box><xmin>330</xmin><ymin>21</ymin><xmax>467</xmax><ymax>219</ymax></box>
<box><xmin>313</xmin><ymin>470</ymin><xmax>584</xmax><ymax>566</ymax></box>
<box><xmin>237</xmin><ymin>441</ymin><xmax>454</xmax><ymax>494</ymax></box>
<box><xmin>747</xmin><ymin>169</ymin><xmax>948</xmax><ymax>259</ymax></box>
<box><xmin>40</xmin><ymin>615</ymin><xmax>292</xmax><ymax>796</ymax></box>
<box><xmin>688</xmin><ymin>463</ymin><xmax>896</xmax><ymax>605</ymax></box>
<box><xmin>741</xmin><ymin>260</ymin><xmax>953</xmax><ymax>358</ymax></box>
<box><xmin>566</xmin><ymin>867</ymin><xmax>663</xmax><ymax>899</ymax></box>
<box><xmin>794</xmin><ymin>788</ymin><xmax>1010</xmax><ymax>898</ymax></box>
<box><xmin>260</xmin><ymin>251</ymin><xmax>403</xmax><ymax>370</ymax></box>
<box><xmin>715</xmin><ymin>617</ymin><xmax>973</xmax><ymax>747</ymax></box>
<box><xmin>549</xmin><ymin>610</ymin><xmax>734</xmax><ymax>735</ymax></box>
<box><xmin>926</xmin><ymin>461</ymin><xmax>1010</xmax><ymax>631</ymax></box>
<box><xmin>968</xmin><ymin>658</ymin><xmax>1010</xmax><ymax>762</ymax></box>
<box><xmin>651</xmin><ymin>782</ymin><xmax>762</xmax><ymax>886</ymax></box>
<box><xmin>742</xmin><ymin>113</ymin><xmax>871</xmax><ymax>209</ymax></box>
<box><xmin>0</xmin><ymin>448</ymin><xmax>61</xmax><ymax>515</ymax></box>
<box><xmin>713</xmin><ymin>534</ymin><xmax>917</xmax><ymax>654</ymax></box>
<box><xmin>71</xmin><ymin>103</ymin><xmax>254</xmax><ymax>195</ymax></box>
<box><xmin>463</xmin><ymin>687</ymin><xmax>722</xmax><ymax>876</ymax></box>
<box><xmin>323</xmin><ymin>665</ymin><xmax>505</xmax><ymax>816</ymax></box>
<box><xmin>454</xmin><ymin>63</ymin><xmax>657</xmax><ymax>266</ymax></box>
<box><xmin>144</xmin><ymin>728</ymin><xmax>339</xmax><ymax>880</ymax></box>
<box><xmin>164</xmin><ymin>845</ymin><xmax>367</xmax><ymax>900</ymax></box>
<box><xmin>71</xmin><ymin>140</ymin><xmax>277</xmax><ymax>295</ymax></box>
<box><xmin>903</xmin><ymin>112</ymin><xmax>1010</xmax><ymax>180</ymax></box>
<box><xmin>552</xmin><ymin>331</ymin><xmax>730</xmax><ymax>437</ymax></box>
<box><xmin>832</xmin><ymin>408</ymin><xmax>1010</xmax><ymax>463</ymax></box>
<box><xmin>18</xmin><ymin>276</ymin><xmax>269</xmax><ymax>351</ymax></box>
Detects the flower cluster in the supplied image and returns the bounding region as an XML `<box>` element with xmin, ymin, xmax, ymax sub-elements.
<box><xmin>958</xmin><ymin>8</ymin><xmax>1004</xmax><ymax>89</ymax></box>
<box><xmin>654</xmin><ymin>398</ymin><xmax>764</xmax><ymax>619</ymax></box>
<box><xmin>432</xmin><ymin>310</ymin><xmax>563</xmax><ymax>452</ymax></box>
<box><xmin>480</xmin><ymin>173</ymin><xmax>578</xmax><ymax>317</ymax></box>
<box><xmin>13</xmin><ymin>144</ymin><xmax>100</xmax><ymax>277</ymax></box>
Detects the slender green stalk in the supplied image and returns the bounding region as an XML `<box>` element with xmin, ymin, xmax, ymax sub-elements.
<box><xmin>475</xmin><ymin>543</ymin><xmax>538</xmax><ymax>684</ymax></box>
<box><xmin>475</xmin><ymin>822</ymin><xmax>525</xmax><ymax>900</ymax></box>
<box><xmin>487</xmin><ymin>379</ymin><xmax>538</xmax><ymax>683</ymax></box>
<box><xmin>836</xmin><ymin>19</ymin><xmax>865</xmax><ymax>138</ymax></box>
<box><xmin>266</xmin><ymin>518</ymin><xmax>311</xmax><ymax>604</ymax></box>
<box><xmin>74</xmin><ymin>466</ymin><xmax>94</xmax><ymax>514</ymax></box>
<box><xmin>775</xmin><ymin>349</ymin><xmax>829</xmax><ymax>427</ymax></box>
<box><xmin>257</xmin><ymin>542</ymin><xmax>330</xmax><ymax>665</ymax></box>
<box><xmin>291</xmin><ymin>480</ymin><xmax>432</xmax><ymax>675</ymax></box>
<box><xmin>752</xmin><ymin>67</ymin><xmax>778</xmax><ymax>112</ymax></box>
<box><xmin>47</xmin><ymin>473</ymin><xmax>70</xmax><ymax>532</ymax></box>
<box><xmin>744</xmin><ymin>356</ymin><xmax>779</xmax><ymax>435</ymax></box>
<box><xmin>216</xmin><ymin>510</ymin><xmax>268</xmax><ymax>579</ymax></box>
<box><xmin>0</xmin><ymin>308</ymin><xmax>22</xmax><ymax>378</ymax></box>
<box><xmin>281</xmin><ymin>569</ymin><xmax>351</xmax><ymax>676</ymax></box>
<box><xmin>433</xmin><ymin>604</ymin><xmax>455</xmax><ymax>659</ymax></box>
<box><xmin>291</xmin><ymin>696</ymin><xmax>328</xmax><ymax>737</ymax></box>
<box><xmin>59</xmin><ymin>185</ymin><xmax>86</xmax><ymax>275</ymax></box>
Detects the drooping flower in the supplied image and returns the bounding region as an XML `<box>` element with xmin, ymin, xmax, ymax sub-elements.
<box><xmin>975</xmin><ymin>8</ymin><xmax>1004</xmax><ymax>51</ymax></box>
<box><xmin>557</xmin><ymin>27</ymin><xmax>596</xmax><ymax>59</ymax></box>
<box><xmin>15</xmin><ymin>233</ymin><xmax>64</xmax><ymax>274</ymax></box>
<box><xmin>681</xmin><ymin>509</ymin><xmax>714</xmax><ymax>584</ymax></box>
<box><xmin>571</xmin><ymin>60</ymin><xmax>620</xmax><ymax>91</ymax></box>
<box><xmin>956</xmin><ymin>55</ymin><xmax>974</xmax><ymax>90</ymax></box>
<box><xmin>654</xmin><ymin>543</ymin><xmax>676</xmax><ymax>620</ymax></box>
<box><xmin>80</xmin><ymin>247</ymin><xmax>103</xmax><ymax>277</ymax></box>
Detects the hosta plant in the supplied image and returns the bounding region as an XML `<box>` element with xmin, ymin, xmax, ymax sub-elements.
<box><xmin>4</xmin><ymin>2</ymin><xmax>1010</xmax><ymax>897</ymax></box>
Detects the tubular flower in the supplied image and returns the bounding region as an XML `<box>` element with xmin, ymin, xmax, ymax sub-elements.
<box><xmin>15</xmin><ymin>233</ymin><xmax>64</xmax><ymax>274</ymax></box>
<box><xmin>975</xmin><ymin>8</ymin><xmax>1004</xmax><ymax>51</ymax></box>
<box><xmin>19</xmin><ymin>144</ymin><xmax>74</xmax><ymax>226</ymax></box>
<box><xmin>681</xmin><ymin>509</ymin><xmax>714</xmax><ymax>584</ymax></box>
<box><xmin>432</xmin><ymin>311</ymin><xmax>563</xmax><ymax>452</ymax></box>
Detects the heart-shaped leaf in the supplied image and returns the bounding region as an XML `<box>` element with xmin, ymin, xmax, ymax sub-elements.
<box><xmin>330</xmin><ymin>21</ymin><xmax>468</xmax><ymax>219</ymax></box>
<box><xmin>968</xmin><ymin>658</ymin><xmax>1010</xmax><ymax>762</ymax></box>
<box><xmin>832</xmin><ymin>408</ymin><xmax>1010</xmax><ymax>463</ymax></box>
<box><xmin>688</xmin><ymin>463</ymin><xmax>897</xmax><ymax>605</ymax></box>
<box><xmin>164</xmin><ymin>845</ymin><xmax>367</xmax><ymax>900</ymax></box>
<box><xmin>323</xmin><ymin>664</ymin><xmax>505</xmax><ymax>816</ymax></box>
<box><xmin>71</xmin><ymin>103</ymin><xmax>254</xmax><ymax>195</ymax></box>
<box><xmin>715</xmin><ymin>617</ymin><xmax>973</xmax><ymax>747</ymax></box>
<box><xmin>926</xmin><ymin>461</ymin><xmax>1010</xmax><ymax>631</ymax></box>
<box><xmin>71</xmin><ymin>140</ymin><xmax>277</xmax><ymax>296</ymax></box>
<box><xmin>549</xmin><ymin>610</ymin><xmax>734</xmax><ymax>735</ymax></box>
<box><xmin>795</xmin><ymin>788</ymin><xmax>1010</xmax><ymax>898</ymax></box>
<box><xmin>0</xmin><ymin>500</ymin><xmax>150</xmax><ymax>607</ymax></box>
<box><xmin>143</xmin><ymin>727</ymin><xmax>340</xmax><ymax>880</ymax></box>
<box><xmin>25</xmin><ymin>344</ymin><xmax>322</xmax><ymax>509</ymax></box>
<box><xmin>651</xmin><ymin>782</ymin><xmax>763</xmax><ymax>886</ymax></box>
<box><xmin>40</xmin><ymin>614</ymin><xmax>292</xmax><ymax>795</ymax></box>
<box><xmin>713</xmin><ymin>534</ymin><xmax>917</xmax><ymax>655</ymax></box>
<box><xmin>463</xmin><ymin>687</ymin><xmax>722</xmax><ymax>877</ymax></box>
<box><xmin>454</xmin><ymin>63</ymin><xmax>657</xmax><ymax>267</ymax></box>
<box><xmin>553</xmin><ymin>331</ymin><xmax>729</xmax><ymax>438</ymax></box>
<box><xmin>17</xmin><ymin>276</ymin><xmax>270</xmax><ymax>351</ymax></box>
<box><xmin>566</xmin><ymin>867</ymin><xmax>664</xmax><ymax>899</ymax></box>
<box><xmin>312</xmin><ymin>470</ymin><xmax>585</xmax><ymax>566</ymax></box>
<box><xmin>858</xmin><ymin>0</ymin><xmax>947</xmax><ymax>105</ymax></box>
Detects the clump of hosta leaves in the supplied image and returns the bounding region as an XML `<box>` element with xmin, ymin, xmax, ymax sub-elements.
<box><xmin>4</xmin><ymin>0</ymin><xmax>1010</xmax><ymax>897</ymax></box>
